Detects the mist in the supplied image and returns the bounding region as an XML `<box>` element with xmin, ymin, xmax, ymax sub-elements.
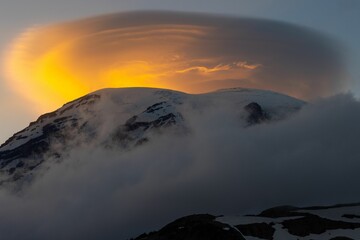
<box><xmin>0</xmin><ymin>93</ymin><xmax>359</xmax><ymax>239</ymax></box>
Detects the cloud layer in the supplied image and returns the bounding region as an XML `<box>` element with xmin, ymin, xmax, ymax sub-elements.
<box><xmin>0</xmin><ymin>93</ymin><xmax>360</xmax><ymax>240</ymax></box>
<box><xmin>6</xmin><ymin>11</ymin><xmax>346</xmax><ymax>111</ymax></box>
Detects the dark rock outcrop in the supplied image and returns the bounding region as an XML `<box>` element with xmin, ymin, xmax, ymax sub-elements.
<box><xmin>343</xmin><ymin>214</ymin><xmax>360</xmax><ymax>219</ymax></box>
<box><xmin>0</xmin><ymin>94</ymin><xmax>101</xmax><ymax>184</ymax></box>
<box><xmin>329</xmin><ymin>237</ymin><xmax>354</xmax><ymax>240</ymax></box>
<box><xmin>244</xmin><ymin>102</ymin><xmax>269</xmax><ymax>125</ymax></box>
<box><xmin>282</xmin><ymin>214</ymin><xmax>360</xmax><ymax>237</ymax></box>
<box><xmin>133</xmin><ymin>214</ymin><xmax>245</xmax><ymax>240</ymax></box>
<box><xmin>257</xmin><ymin>205</ymin><xmax>301</xmax><ymax>218</ymax></box>
<box><xmin>236</xmin><ymin>222</ymin><xmax>275</xmax><ymax>240</ymax></box>
<box><xmin>125</xmin><ymin>113</ymin><xmax>179</xmax><ymax>132</ymax></box>
<box><xmin>112</xmin><ymin>102</ymin><xmax>184</xmax><ymax>146</ymax></box>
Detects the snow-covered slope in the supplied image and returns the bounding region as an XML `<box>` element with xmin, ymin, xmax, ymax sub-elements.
<box><xmin>0</xmin><ymin>87</ymin><xmax>304</xmax><ymax>187</ymax></box>
<box><xmin>133</xmin><ymin>203</ymin><xmax>360</xmax><ymax>240</ymax></box>
<box><xmin>218</xmin><ymin>203</ymin><xmax>360</xmax><ymax>240</ymax></box>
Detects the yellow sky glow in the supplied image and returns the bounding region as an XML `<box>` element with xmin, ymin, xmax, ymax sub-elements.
<box><xmin>4</xmin><ymin>12</ymin><xmax>343</xmax><ymax>113</ymax></box>
<box><xmin>5</xmin><ymin>24</ymin><xmax>259</xmax><ymax>112</ymax></box>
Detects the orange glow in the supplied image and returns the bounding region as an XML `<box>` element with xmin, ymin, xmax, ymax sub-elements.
<box><xmin>6</xmin><ymin>30</ymin><xmax>91</xmax><ymax>111</ymax></box>
<box><xmin>5</xmin><ymin>22</ymin><xmax>260</xmax><ymax>112</ymax></box>
<box><xmin>5</xmin><ymin>12</ymin><xmax>339</xmax><ymax>113</ymax></box>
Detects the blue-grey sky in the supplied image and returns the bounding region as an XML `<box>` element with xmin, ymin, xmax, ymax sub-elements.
<box><xmin>1</xmin><ymin>0</ymin><xmax>360</xmax><ymax>144</ymax></box>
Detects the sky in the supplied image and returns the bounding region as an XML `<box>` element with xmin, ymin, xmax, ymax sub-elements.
<box><xmin>1</xmin><ymin>0</ymin><xmax>360</xmax><ymax>143</ymax></box>
<box><xmin>0</xmin><ymin>1</ymin><xmax>360</xmax><ymax>238</ymax></box>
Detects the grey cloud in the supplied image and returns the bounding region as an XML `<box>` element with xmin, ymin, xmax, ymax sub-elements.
<box><xmin>0</xmin><ymin>93</ymin><xmax>360</xmax><ymax>239</ymax></box>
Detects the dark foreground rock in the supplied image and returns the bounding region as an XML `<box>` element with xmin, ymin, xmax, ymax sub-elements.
<box><xmin>236</xmin><ymin>222</ymin><xmax>275</xmax><ymax>240</ymax></box>
<box><xmin>132</xmin><ymin>203</ymin><xmax>360</xmax><ymax>240</ymax></box>
<box><xmin>132</xmin><ymin>214</ymin><xmax>245</xmax><ymax>240</ymax></box>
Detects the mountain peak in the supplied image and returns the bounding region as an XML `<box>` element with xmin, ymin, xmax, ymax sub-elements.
<box><xmin>0</xmin><ymin>87</ymin><xmax>304</xmax><ymax>188</ymax></box>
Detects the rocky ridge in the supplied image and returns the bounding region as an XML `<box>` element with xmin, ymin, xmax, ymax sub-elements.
<box><xmin>133</xmin><ymin>203</ymin><xmax>360</xmax><ymax>240</ymax></box>
<box><xmin>0</xmin><ymin>87</ymin><xmax>304</xmax><ymax>187</ymax></box>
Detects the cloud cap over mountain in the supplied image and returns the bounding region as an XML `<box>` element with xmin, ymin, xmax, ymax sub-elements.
<box><xmin>6</xmin><ymin>11</ymin><xmax>346</xmax><ymax>110</ymax></box>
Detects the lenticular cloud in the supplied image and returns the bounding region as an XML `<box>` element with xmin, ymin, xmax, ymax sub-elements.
<box><xmin>6</xmin><ymin>11</ymin><xmax>346</xmax><ymax>111</ymax></box>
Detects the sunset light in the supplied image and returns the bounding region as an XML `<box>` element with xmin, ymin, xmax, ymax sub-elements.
<box><xmin>5</xmin><ymin>12</ymin><xmax>344</xmax><ymax>112</ymax></box>
<box><xmin>0</xmin><ymin>3</ymin><xmax>359</xmax><ymax>239</ymax></box>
